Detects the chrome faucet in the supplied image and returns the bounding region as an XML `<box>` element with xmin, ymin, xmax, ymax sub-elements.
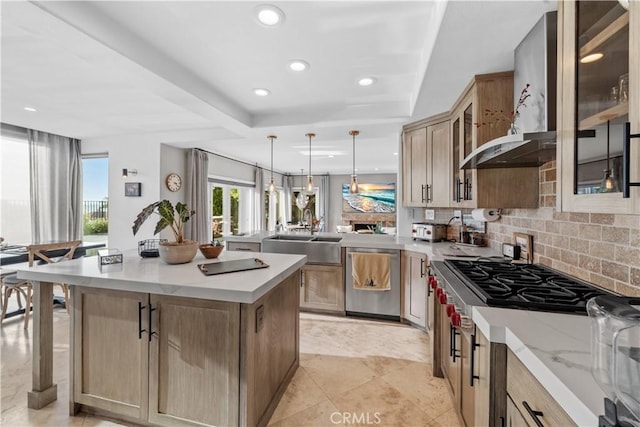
<box><xmin>303</xmin><ymin>208</ymin><xmax>314</xmax><ymax>235</ymax></box>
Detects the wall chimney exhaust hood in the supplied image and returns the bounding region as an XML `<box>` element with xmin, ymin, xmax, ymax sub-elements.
<box><xmin>462</xmin><ymin>11</ymin><xmax>557</xmax><ymax>170</ymax></box>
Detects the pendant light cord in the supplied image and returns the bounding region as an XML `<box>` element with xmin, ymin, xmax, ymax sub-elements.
<box><xmin>352</xmin><ymin>133</ymin><xmax>356</xmax><ymax>175</ymax></box>
<box><xmin>606</xmin><ymin>120</ymin><xmax>610</xmax><ymax>173</ymax></box>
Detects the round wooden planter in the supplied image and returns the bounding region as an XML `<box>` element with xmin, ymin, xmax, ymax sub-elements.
<box><xmin>158</xmin><ymin>240</ymin><xmax>198</xmax><ymax>264</ymax></box>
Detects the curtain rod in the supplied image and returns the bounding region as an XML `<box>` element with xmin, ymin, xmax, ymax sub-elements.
<box><xmin>195</xmin><ymin>147</ymin><xmax>286</xmax><ymax>175</ymax></box>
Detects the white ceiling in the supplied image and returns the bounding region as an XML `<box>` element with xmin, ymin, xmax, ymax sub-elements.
<box><xmin>1</xmin><ymin>0</ymin><xmax>557</xmax><ymax>175</ymax></box>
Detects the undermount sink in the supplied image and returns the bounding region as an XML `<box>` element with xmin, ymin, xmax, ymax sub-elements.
<box><xmin>262</xmin><ymin>235</ymin><xmax>342</xmax><ymax>264</ymax></box>
<box><xmin>267</xmin><ymin>235</ymin><xmax>315</xmax><ymax>241</ymax></box>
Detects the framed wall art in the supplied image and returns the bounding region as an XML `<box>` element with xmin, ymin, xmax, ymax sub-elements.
<box><xmin>125</xmin><ymin>182</ymin><xmax>141</xmax><ymax>197</ymax></box>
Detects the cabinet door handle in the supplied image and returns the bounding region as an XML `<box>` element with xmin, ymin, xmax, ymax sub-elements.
<box><xmin>234</xmin><ymin>248</ymin><xmax>253</xmax><ymax>251</ymax></box>
<box><xmin>450</xmin><ymin>324</ymin><xmax>460</xmax><ymax>362</ymax></box>
<box><xmin>455</xmin><ymin>178</ymin><xmax>463</xmax><ymax>203</ymax></box>
<box><xmin>420</xmin><ymin>258</ymin><xmax>425</xmax><ymax>278</ymax></box>
<box><xmin>301</xmin><ymin>270</ymin><xmax>304</xmax><ymax>288</ymax></box>
<box><xmin>138</xmin><ymin>301</ymin><xmax>146</xmax><ymax>340</ymax></box>
<box><xmin>470</xmin><ymin>333</ymin><xmax>480</xmax><ymax>386</ymax></box>
<box><xmin>148</xmin><ymin>302</ymin><xmax>158</xmax><ymax>342</ymax></box>
<box><xmin>522</xmin><ymin>401</ymin><xmax>544</xmax><ymax>427</ymax></box>
<box><xmin>426</xmin><ymin>184</ymin><xmax>432</xmax><ymax>203</ymax></box>
<box><xmin>421</xmin><ymin>184</ymin><xmax>427</xmax><ymax>203</ymax></box>
<box><xmin>464</xmin><ymin>179</ymin><xmax>471</xmax><ymax>200</ymax></box>
<box><xmin>499</xmin><ymin>416</ymin><xmax>505</xmax><ymax>427</ymax></box>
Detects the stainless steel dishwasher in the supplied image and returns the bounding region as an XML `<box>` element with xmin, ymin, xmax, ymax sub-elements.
<box><xmin>345</xmin><ymin>247</ymin><xmax>401</xmax><ymax>320</ymax></box>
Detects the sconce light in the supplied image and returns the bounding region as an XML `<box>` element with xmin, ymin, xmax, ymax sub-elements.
<box><xmin>623</xmin><ymin>122</ymin><xmax>640</xmax><ymax>198</ymax></box>
<box><xmin>305</xmin><ymin>133</ymin><xmax>315</xmax><ymax>194</ymax></box>
<box><xmin>267</xmin><ymin>135</ymin><xmax>277</xmax><ymax>193</ymax></box>
<box><xmin>122</xmin><ymin>168</ymin><xmax>137</xmax><ymax>178</ymax></box>
<box><xmin>349</xmin><ymin>130</ymin><xmax>360</xmax><ymax>194</ymax></box>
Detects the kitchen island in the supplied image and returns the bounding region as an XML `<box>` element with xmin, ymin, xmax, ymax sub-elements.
<box><xmin>14</xmin><ymin>250</ymin><xmax>306</xmax><ymax>427</ymax></box>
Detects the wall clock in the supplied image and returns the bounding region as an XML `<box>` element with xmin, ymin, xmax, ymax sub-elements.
<box><xmin>165</xmin><ymin>173</ymin><xmax>182</xmax><ymax>192</ymax></box>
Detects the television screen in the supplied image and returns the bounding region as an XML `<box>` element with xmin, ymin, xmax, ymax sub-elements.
<box><xmin>342</xmin><ymin>183</ymin><xmax>395</xmax><ymax>213</ymax></box>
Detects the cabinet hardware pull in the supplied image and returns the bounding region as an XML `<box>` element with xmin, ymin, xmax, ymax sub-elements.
<box><xmin>455</xmin><ymin>178</ymin><xmax>462</xmax><ymax>203</ymax></box>
<box><xmin>451</xmin><ymin>324</ymin><xmax>460</xmax><ymax>362</ymax></box>
<box><xmin>138</xmin><ymin>302</ymin><xmax>146</xmax><ymax>340</ymax></box>
<box><xmin>148</xmin><ymin>302</ymin><xmax>157</xmax><ymax>342</ymax></box>
<box><xmin>301</xmin><ymin>270</ymin><xmax>304</xmax><ymax>288</ymax></box>
<box><xmin>499</xmin><ymin>416</ymin><xmax>505</xmax><ymax>427</ymax></box>
<box><xmin>469</xmin><ymin>333</ymin><xmax>480</xmax><ymax>386</ymax></box>
<box><xmin>420</xmin><ymin>258</ymin><xmax>425</xmax><ymax>278</ymax></box>
<box><xmin>421</xmin><ymin>184</ymin><xmax>427</xmax><ymax>203</ymax></box>
<box><xmin>426</xmin><ymin>184</ymin><xmax>432</xmax><ymax>203</ymax></box>
<box><xmin>235</xmin><ymin>248</ymin><xmax>253</xmax><ymax>251</ymax></box>
<box><xmin>464</xmin><ymin>179</ymin><xmax>472</xmax><ymax>200</ymax></box>
<box><xmin>522</xmin><ymin>401</ymin><xmax>544</xmax><ymax>427</ymax></box>
<box><xmin>623</xmin><ymin>122</ymin><xmax>640</xmax><ymax>198</ymax></box>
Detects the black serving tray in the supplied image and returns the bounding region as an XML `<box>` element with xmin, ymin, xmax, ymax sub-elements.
<box><xmin>197</xmin><ymin>258</ymin><xmax>269</xmax><ymax>276</ymax></box>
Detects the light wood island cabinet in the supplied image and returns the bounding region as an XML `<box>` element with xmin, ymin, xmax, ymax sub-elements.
<box><xmin>70</xmin><ymin>267</ymin><xmax>300</xmax><ymax>427</ymax></box>
<box><xmin>299</xmin><ymin>264</ymin><xmax>344</xmax><ymax>313</ymax></box>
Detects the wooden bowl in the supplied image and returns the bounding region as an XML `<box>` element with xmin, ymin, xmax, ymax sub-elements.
<box><xmin>199</xmin><ymin>244</ymin><xmax>224</xmax><ymax>259</ymax></box>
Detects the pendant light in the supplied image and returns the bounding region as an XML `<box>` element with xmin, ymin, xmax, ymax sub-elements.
<box><xmin>349</xmin><ymin>130</ymin><xmax>360</xmax><ymax>194</ymax></box>
<box><xmin>599</xmin><ymin>120</ymin><xmax>620</xmax><ymax>193</ymax></box>
<box><xmin>267</xmin><ymin>135</ymin><xmax>276</xmax><ymax>193</ymax></box>
<box><xmin>305</xmin><ymin>133</ymin><xmax>315</xmax><ymax>194</ymax></box>
<box><xmin>295</xmin><ymin>168</ymin><xmax>309</xmax><ymax>209</ymax></box>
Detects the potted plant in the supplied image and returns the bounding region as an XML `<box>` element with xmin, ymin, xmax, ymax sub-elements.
<box><xmin>132</xmin><ymin>200</ymin><xmax>198</xmax><ymax>264</ymax></box>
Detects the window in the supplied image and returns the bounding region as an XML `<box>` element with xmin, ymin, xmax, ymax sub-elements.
<box><xmin>210</xmin><ymin>181</ymin><xmax>254</xmax><ymax>238</ymax></box>
<box><xmin>291</xmin><ymin>188</ymin><xmax>317</xmax><ymax>224</ymax></box>
<box><xmin>0</xmin><ymin>128</ymin><xmax>31</xmax><ymax>244</ymax></box>
<box><xmin>82</xmin><ymin>156</ymin><xmax>108</xmax><ymax>245</ymax></box>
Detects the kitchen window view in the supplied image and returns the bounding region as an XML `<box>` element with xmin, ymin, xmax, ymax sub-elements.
<box><xmin>2</xmin><ymin>2</ymin><xmax>639</xmax><ymax>427</ymax></box>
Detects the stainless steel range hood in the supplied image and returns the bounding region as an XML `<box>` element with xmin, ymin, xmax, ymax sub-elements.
<box><xmin>460</xmin><ymin>131</ymin><xmax>556</xmax><ymax>169</ymax></box>
<box><xmin>463</xmin><ymin>11</ymin><xmax>557</xmax><ymax>170</ymax></box>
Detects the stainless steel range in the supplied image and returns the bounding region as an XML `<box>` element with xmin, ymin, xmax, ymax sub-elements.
<box><xmin>431</xmin><ymin>259</ymin><xmax>616</xmax><ymax>316</ymax></box>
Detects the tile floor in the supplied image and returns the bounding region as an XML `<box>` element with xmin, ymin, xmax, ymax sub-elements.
<box><xmin>1</xmin><ymin>307</ymin><xmax>460</xmax><ymax>427</ymax></box>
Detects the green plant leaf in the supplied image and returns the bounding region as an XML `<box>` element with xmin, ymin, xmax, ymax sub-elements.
<box><xmin>132</xmin><ymin>201</ymin><xmax>161</xmax><ymax>235</ymax></box>
<box><xmin>154</xmin><ymin>217</ymin><xmax>171</xmax><ymax>235</ymax></box>
<box><xmin>157</xmin><ymin>200</ymin><xmax>175</xmax><ymax>224</ymax></box>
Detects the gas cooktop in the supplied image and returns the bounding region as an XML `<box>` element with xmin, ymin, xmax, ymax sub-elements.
<box><xmin>444</xmin><ymin>259</ymin><xmax>614</xmax><ymax>315</ymax></box>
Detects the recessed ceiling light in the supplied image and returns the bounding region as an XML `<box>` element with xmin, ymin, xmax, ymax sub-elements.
<box><xmin>358</xmin><ymin>77</ymin><xmax>376</xmax><ymax>87</ymax></box>
<box><xmin>254</xmin><ymin>88</ymin><xmax>271</xmax><ymax>97</ymax></box>
<box><xmin>288</xmin><ymin>60</ymin><xmax>309</xmax><ymax>72</ymax></box>
<box><xmin>24</xmin><ymin>106</ymin><xmax>37</xmax><ymax>112</ymax></box>
<box><xmin>328</xmin><ymin>155</ymin><xmax>334</xmax><ymax>158</ymax></box>
<box><xmin>580</xmin><ymin>53</ymin><xmax>604</xmax><ymax>64</ymax></box>
<box><xmin>375</xmin><ymin>168</ymin><xmax>379</xmax><ymax>171</ymax></box>
<box><xmin>393</xmin><ymin>152</ymin><xmax>398</xmax><ymax>156</ymax></box>
<box><xmin>256</xmin><ymin>4</ymin><xmax>285</xmax><ymax>27</ymax></box>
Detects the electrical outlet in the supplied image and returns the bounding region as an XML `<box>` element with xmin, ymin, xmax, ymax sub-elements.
<box><xmin>255</xmin><ymin>305</ymin><xmax>264</xmax><ymax>333</ymax></box>
<box><xmin>453</xmin><ymin>210</ymin><xmax>462</xmax><ymax>222</ymax></box>
<box><xmin>425</xmin><ymin>209</ymin><xmax>435</xmax><ymax>220</ymax></box>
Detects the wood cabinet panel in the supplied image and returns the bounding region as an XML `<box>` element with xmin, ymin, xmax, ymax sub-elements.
<box><xmin>402</xmin><ymin>127</ymin><xmax>428</xmax><ymax>207</ymax></box>
<box><xmin>402</xmin><ymin>251</ymin><xmax>427</xmax><ymax>328</ymax></box>
<box><xmin>460</xmin><ymin>331</ymin><xmax>475</xmax><ymax>427</ymax></box>
<box><xmin>427</xmin><ymin>120</ymin><xmax>451</xmax><ymax>206</ymax></box>
<box><xmin>506</xmin><ymin>395</ymin><xmax>529</xmax><ymax>427</ymax></box>
<box><xmin>72</xmin><ymin>286</ymin><xmax>149</xmax><ymax>420</ymax></box>
<box><xmin>440</xmin><ymin>307</ymin><xmax>460</xmax><ymax>407</ymax></box>
<box><xmin>148</xmin><ymin>295</ymin><xmax>240</xmax><ymax>427</ymax></box>
<box><xmin>300</xmin><ymin>264</ymin><xmax>344</xmax><ymax>313</ymax></box>
<box><xmin>507</xmin><ymin>349</ymin><xmax>576</xmax><ymax>427</ymax></box>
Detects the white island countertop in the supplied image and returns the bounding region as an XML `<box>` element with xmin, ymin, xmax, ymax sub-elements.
<box><xmin>472</xmin><ymin>306</ymin><xmax>605</xmax><ymax>426</ymax></box>
<box><xmin>15</xmin><ymin>250</ymin><xmax>307</xmax><ymax>304</ymax></box>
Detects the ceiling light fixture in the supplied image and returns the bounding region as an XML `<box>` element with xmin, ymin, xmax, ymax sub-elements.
<box><xmin>254</xmin><ymin>88</ymin><xmax>271</xmax><ymax>97</ymax></box>
<box><xmin>23</xmin><ymin>106</ymin><xmax>37</xmax><ymax>112</ymax></box>
<box><xmin>267</xmin><ymin>135</ymin><xmax>277</xmax><ymax>193</ymax></box>
<box><xmin>288</xmin><ymin>60</ymin><xmax>309</xmax><ymax>72</ymax></box>
<box><xmin>599</xmin><ymin>120</ymin><xmax>619</xmax><ymax>193</ymax></box>
<box><xmin>256</xmin><ymin>4</ymin><xmax>285</xmax><ymax>26</ymax></box>
<box><xmin>358</xmin><ymin>77</ymin><xmax>376</xmax><ymax>87</ymax></box>
<box><xmin>296</xmin><ymin>168</ymin><xmax>309</xmax><ymax>209</ymax></box>
<box><xmin>349</xmin><ymin>130</ymin><xmax>360</xmax><ymax>194</ymax></box>
<box><xmin>305</xmin><ymin>133</ymin><xmax>315</xmax><ymax>194</ymax></box>
<box><xmin>580</xmin><ymin>52</ymin><xmax>604</xmax><ymax>64</ymax></box>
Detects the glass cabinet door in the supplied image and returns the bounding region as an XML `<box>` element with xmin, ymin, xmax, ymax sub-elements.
<box><xmin>452</xmin><ymin>117</ymin><xmax>461</xmax><ymax>203</ymax></box>
<box><xmin>575</xmin><ymin>1</ymin><xmax>629</xmax><ymax>194</ymax></box>
<box><xmin>463</xmin><ymin>104</ymin><xmax>474</xmax><ymax>201</ymax></box>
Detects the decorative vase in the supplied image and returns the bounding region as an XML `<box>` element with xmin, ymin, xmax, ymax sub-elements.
<box><xmin>508</xmin><ymin>123</ymin><xmax>519</xmax><ymax>135</ymax></box>
<box><xmin>158</xmin><ymin>240</ymin><xmax>198</xmax><ymax>264</ymax></box>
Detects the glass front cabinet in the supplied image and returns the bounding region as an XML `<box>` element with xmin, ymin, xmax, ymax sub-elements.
<box><xmin>559</xmin><ymin>0</ymin><xmax>639</xmax><ymax>213</ymax></box>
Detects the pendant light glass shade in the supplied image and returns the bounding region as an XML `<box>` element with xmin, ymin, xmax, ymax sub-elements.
<box><xmin>598</xmin><ymin>120</ymin><xmax>620</xmax><ymax>193</ymax></box>
<box><xmin>296</xmin><ymin>168</ymin><xmax>309</xmax><ymax>208</ymax></box>
<box><xmin>349</xmin><ymin>130</ymin><xmax>360</xmax><ymax>194</ymax></box>
<box><xmin>305</xmin><ymin>133</ymin><xmax>315</xmax><ymax>194</ymax></box>
<box><xmin>267</xmin><ymin>135</ymin><xmax>277</xmax><ymax>193</ymax></box>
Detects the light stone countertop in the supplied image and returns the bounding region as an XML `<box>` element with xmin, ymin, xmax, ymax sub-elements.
<box><xmin>224</xmin><ymin>231</ymin><xmax>501</xmax><ymax>261</ymax></box>
<box><xmin>472</xmin><ymin>306</ymin><xmax>604</xmax><ymax>426</ymax></box>
<box><xmin>14</xmin><ymin>250</ymin><xmax>307</xmax><ymax>304</ymax></box>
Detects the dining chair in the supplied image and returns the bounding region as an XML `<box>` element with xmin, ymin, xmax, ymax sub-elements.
<box><xmin>1</xmin><ymin>240</ymin><xmax>82</xmax><ymax>329</ymax></box>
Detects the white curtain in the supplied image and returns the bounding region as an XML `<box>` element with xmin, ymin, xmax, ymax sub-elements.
<box><xmin>254</xmin><ymin>168</ymin><xmax>264</xmax><ymax>230</ymax></box>
<box><xmin>317</xmin><ymin>174</ymin><xmax>330</xmax><ymax>232</ymax></box>
<box><xmin>28</xmin><ymin>129</ymin><xmax>82</xmax><ymax>243</ymax></box>
<box><xmin>185</xmin><ymin>149</ymin><xmax>210</xmax><ymax>244</ymax></box>
<box><xmin>283</xmin><ymin>174</ymin><xmax>293</xmax><ymax>224</ymax></box>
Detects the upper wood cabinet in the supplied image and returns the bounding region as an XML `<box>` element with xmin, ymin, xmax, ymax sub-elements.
<box><xmin>402</xmin><ymin>114</ymin><xmax>450</xmax><ymax>208</ymax></box>
<box><xmin>450</xmin><ymin>72</ymin><xmax>539</xmax><ymax>209</ymax></box>
<box><xmin>559</xmin><ymin>0</ymin><xmax>640</xmax><ymax>213</ymax></box>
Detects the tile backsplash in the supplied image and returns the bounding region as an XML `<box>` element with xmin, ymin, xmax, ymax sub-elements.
<box><xmin>431</xmin><ymin>161</ymin><xmax>640</xmax><ymax>296</ymax></box>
